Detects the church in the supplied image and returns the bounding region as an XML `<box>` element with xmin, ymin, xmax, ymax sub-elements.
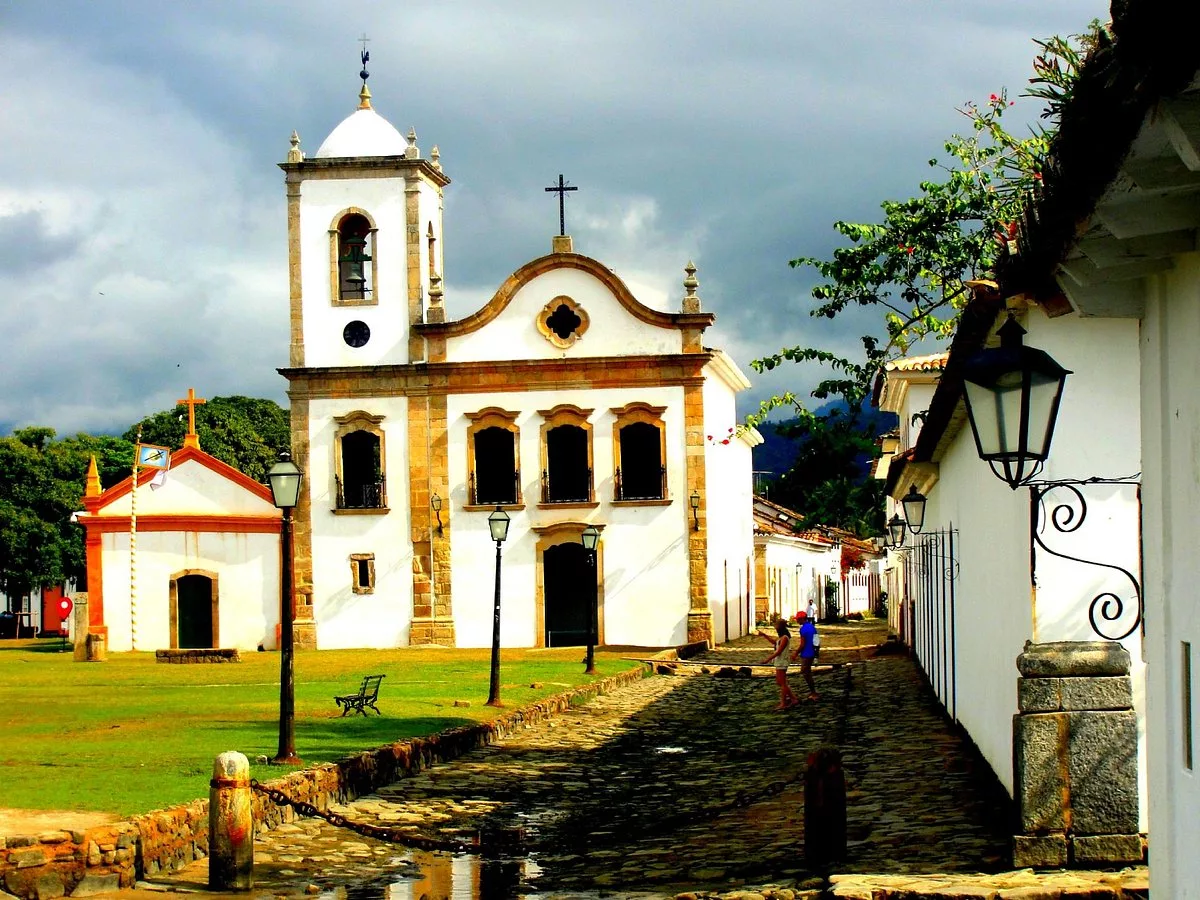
<box><xmin>278</xmin><ymin>68</ymin><xmax>760</xmax><ymax>650</ymax></box>
<box><xmin>76</xmin><ymin>66</ymin><xmax>760</xmax><ymax>653</ymax></box>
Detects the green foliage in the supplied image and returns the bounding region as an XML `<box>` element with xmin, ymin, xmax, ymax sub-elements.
<box><xmin>0</xmin><ymin>430</ymin><xmax>135</xmax><ymax>602</ymax></box>
<box><xmin>0</xmin><ymin>397</ymin><xmax>287</xmax><ymax>606</ymax></box>
<box><xmin>766</xmin><ymin>409</ymin><xmax>885</xmax><ymax>537</ymax></box>
<box><xmin>124</xmin><ymin>395</ymin><xmax>290</xmax><ymax>482</ymax></box>
<box><xmin>755</xmin><ymin>90</ymin><xmax>1051</xmax><ymax>410</ymax></box>
<box><xmin>748</xmin><ymin>29</ymin><xmax>1098</xmax><ymax>537</ymax></box>
<box><xmin>753</xmin><ymin>27</ymin><xmax>1098</xmax><ymax>411</ymax></box>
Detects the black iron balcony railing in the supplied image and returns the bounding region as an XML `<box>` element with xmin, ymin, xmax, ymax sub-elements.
<box><xmin>335</xmin><ymin>475</ymin><xmax>386</xmax><ymax>509</ymax></box>
<box><xmin>469</xmin><ymin>470</ymin><xmax>521</xmax><ymax>506</ymax></box>
<box><xmin>541</xmin><ymin>467</ymin><xmax>593</xmax><ymax>504</ymax></box>
<box><xmin>614</xmin><ymin>465</ymin><xmax>667</xmax><ymax>501</ymax></box>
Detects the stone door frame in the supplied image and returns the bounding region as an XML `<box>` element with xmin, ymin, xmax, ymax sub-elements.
<box><xmin>168</xmin><ymin>569</ymin><xmax>219</xmax><ymax>649</ymax></box>
<box><xmin>533</xmin><ymin>522</ymin><xmax>605</xmax><ymax>650</ymax></box>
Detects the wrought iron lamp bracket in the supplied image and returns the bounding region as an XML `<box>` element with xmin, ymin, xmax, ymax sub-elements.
<box><xmin>1027</xmin><ymin>475</ymin><xmax>1143</xmax><ymax>641</ymax></box>
<box><xmin>903</xmin><ymin>528</ymin><xmax>960</xmax><ymax>583</ymax></box>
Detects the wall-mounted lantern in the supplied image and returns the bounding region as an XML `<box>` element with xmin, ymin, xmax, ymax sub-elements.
<box><xmin>961</xmin><ymin>316</ymin><xmax>1071</xmax><ymax>490</ymax></box>
<box><xmin>901</xmin><ymin>487</ymin><xmax>927</xmax><ymax>534</ymax></box>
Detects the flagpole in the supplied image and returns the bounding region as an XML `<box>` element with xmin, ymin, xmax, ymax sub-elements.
<box><xmin>130</xmin><ymin>427</ymin><xmax>141</xmax><ymax>651</ymax></box>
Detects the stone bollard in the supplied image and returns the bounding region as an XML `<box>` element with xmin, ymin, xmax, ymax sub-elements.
<box><xmin>209</xmin><ymin>751</ymin><xmax>253</xmax><ymax>891</ymax></box>
<box><xmin>72</xmin><ymin>596</ymin><xmax>90</xmax><ymax>662</ymax></box>
<box><xmin>804</xmin><ymin>745</ymin><xmax>846</xmax><ymax>867</ymax></box>
<box><xmin>85</xmin><ymin>632</ymin><xmax>107</xmax><ymax>662</ymax></box>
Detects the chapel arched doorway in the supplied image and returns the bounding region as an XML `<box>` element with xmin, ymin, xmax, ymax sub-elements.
<box><xmin>170</xmin><ymin>572</ymin><xmax>218</xmax><ymax>649</ymax></box>
<box><xmin>542</xmin><ymin>542</ymin><xmax>594</xmax><ymax>647</ymax></box>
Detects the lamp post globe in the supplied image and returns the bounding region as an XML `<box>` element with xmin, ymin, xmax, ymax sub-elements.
<box><xmin>267</xmin><ymin>451</ymin><xmax>303</xmax><ymax>766</ymax></box>
<box><xmin>581</xmin><ymin>525</ymin><xmax>600</xmax><ymax>675</ymax></box>
<box><xmin>961</xmin><ymin>316</ymin><xmax>1071</xmax><ymax>490</ymax></box>
<box><xmin>267</xmin><ymin>453</ymin><xmax>303</xmax><ymax>509</ymax></box>
<box><xmin>887</xmin><ymin>513</ymin><xmax>907</xmax><ymax>549</ymax></box>
<box><xmin>486</xmin><ymin>506</ymin><xmax>511</xmax><ymax>707</ymax></box>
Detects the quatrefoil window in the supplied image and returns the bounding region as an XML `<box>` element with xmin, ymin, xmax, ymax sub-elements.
<box><xmin>536</xmin><ymin>295</ymin><xmax>590</xmax><ymax>349</ymax></box>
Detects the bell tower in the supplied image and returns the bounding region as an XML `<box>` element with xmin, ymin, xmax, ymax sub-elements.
<box><xmin>279</xmin><ymin>51</ymin><xmax>452</xmax><ymax>652</ymax></box>
<box><xmin>279</xmin><ymin>55</ymin><xmax>449</xmax><ymax>370</ymax></box>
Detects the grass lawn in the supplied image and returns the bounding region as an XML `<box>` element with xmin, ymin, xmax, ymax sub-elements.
<box><xmin>0</xmin><ymin>640</ymin><xmax>641</xmax><ymax>817</ymax></box>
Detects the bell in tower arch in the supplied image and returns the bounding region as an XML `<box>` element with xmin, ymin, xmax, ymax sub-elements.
<box><xmin>337</xmin><ymin>213</ymin><xmax>373</xmax><ymax>301</ymax></box>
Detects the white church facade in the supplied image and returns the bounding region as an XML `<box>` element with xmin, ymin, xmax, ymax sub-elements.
<box><xmin>279</xmin><ymin>78</ymin><xmax>759</xmax><ymax>650</ymax></box>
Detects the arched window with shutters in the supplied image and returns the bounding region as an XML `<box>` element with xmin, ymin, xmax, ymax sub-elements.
<box><xmin>329</xmin><ymin>209</ymin><xmax>377</xmax><ymax>305</ymax></box>
<box><xmin>611</xmin><ymin>403</ymin><xmax>668</xmax><ymax>503</ymax></box>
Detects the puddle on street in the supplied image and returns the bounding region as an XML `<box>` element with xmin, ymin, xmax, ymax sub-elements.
<box><xmin>313</xmin><ymin>851</ymin><xmax>543</xmax><ymax>900</ymax></box>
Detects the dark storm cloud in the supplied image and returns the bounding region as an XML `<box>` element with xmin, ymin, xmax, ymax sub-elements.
<box><xmin>0</xmin><ymin>211</ymin><xmax>82</xmax><ymax>275</ymax></box>
<box><xmin>0</xmin><ymin>0</ymin><xmax>1111</xmax><ymax>433</ymax></box>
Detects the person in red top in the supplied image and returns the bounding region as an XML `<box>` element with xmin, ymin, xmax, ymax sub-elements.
<box><xmin>790</xmin><ymin>610</ymin><xmax>820</xmax><ymax>702</ymax></box>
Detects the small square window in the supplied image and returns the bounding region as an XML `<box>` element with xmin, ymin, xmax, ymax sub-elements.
<box><xmin>350</xmin><ymin>554</ymin><xmax>376</xmax><ymax>594</ymax></box>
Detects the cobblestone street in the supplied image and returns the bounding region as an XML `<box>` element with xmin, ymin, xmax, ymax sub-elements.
<box><xmin>157</xmin><ymin>626</ymin><xmax>1050</xmax><ymax>897</ymax></box>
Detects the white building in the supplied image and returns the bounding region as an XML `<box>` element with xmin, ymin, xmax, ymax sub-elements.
<box><xmin>876</xmin><ymin>9</ymin><xmax>1200</xmax><ymax>880</ymax></box>
<box><xmin>279</xmin><ymin>76</ymin><xmax>759</xmax><ymax>650</ymax></box>
<box><xmin>966</xmin><ymin>12</ymin><xmax>1199</xmax><ymax>891</ymax></box>
<box><xmin>76</xmin><ymin>444</ymin><xmax>283</xmax><ymax>653</ymax></box>
<box><xmin>752</xmin><ymin>496</ymin><xmax>840</xmax><ymax>625</ymax></box>
<box><xmin>877</xmin><ymin>309</ymin><xmax>1146</xmax><ymax>830</ymax></box>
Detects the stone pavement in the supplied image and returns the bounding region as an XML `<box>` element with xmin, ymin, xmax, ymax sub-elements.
<box><xmin>144</xmin><ymin>624</ymin><xmax>1148</xmax><ymax>898</ymax></box>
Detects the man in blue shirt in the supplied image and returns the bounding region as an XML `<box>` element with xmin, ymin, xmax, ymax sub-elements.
<box><xmin>790</xmin><ymin>610</ymin><xmax>820</xmax><ymax>701</ymax></box>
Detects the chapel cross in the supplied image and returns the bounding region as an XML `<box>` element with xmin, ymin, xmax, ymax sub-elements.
<box><xmin>544</xmin><ymin>174</ymin><xmax>578</xmax><ymax>237</ymax></box>
<box><xmin>177</xmin><ymin>387</ymin><xmax>206</xmax><ymax>449</ymax></box>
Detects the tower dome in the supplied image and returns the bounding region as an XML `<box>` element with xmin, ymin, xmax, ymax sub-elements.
<box><xmin>315</xmin><ymin>85</ymin><xmax>407</xmax><ymax>158</ymax></box>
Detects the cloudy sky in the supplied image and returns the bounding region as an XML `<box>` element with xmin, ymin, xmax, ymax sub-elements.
<box><xmin>1</xmin><ymin>0</ymin><xmax>1109</xmax><ymax>436</ymax></box>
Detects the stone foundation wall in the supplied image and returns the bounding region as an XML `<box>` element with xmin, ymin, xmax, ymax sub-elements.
<box><xmin>0</xmin><ymin>666</ymin><xmax>648</xmax><ymax>899</ymax></box>
<box><xmin>155</xmin><ymin>649</ymin><xmax>241</xmax><ymax>664</ymax></box>
<box><xmin>0</xmin><ymin>823</ymin><xmax>140</xmax><ymax>900</ymax></box>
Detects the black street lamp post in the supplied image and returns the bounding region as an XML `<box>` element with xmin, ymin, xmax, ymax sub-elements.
<box><xmin>486</xmin><ymin>506</ymin><xmax>511</xmax><ymax>707</ymax></box>
<box><xmin>267</xmin><ymin>452</ymin><xmax>303</xmax><ymax>766</ymax></box>
<box><xmin>581</xmin><ymin>525</ymin><xmax>599</xmax><ymax>675</ymax></box>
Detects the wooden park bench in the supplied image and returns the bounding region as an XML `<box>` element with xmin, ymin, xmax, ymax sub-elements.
<box><xmin>333</xmin><ymin>674</ymin><xmax>385</xmax><ymax>716</ymax></box>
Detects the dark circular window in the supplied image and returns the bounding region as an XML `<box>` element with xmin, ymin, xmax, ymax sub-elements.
<box><xmin>343</xmin><ymin>320</ymin><xmax>370</xmax><ymax>348</ymax></box>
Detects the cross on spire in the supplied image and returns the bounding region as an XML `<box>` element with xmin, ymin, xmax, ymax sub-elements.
<box><xmin>544</xmin><ymin>174</ymin><xmax>578</xmax><ymax>237</ymax></box>
<box><xmin>177</xmin><ymin>388</ymin><xmax>206</xmax><ymax>449</ymax></box>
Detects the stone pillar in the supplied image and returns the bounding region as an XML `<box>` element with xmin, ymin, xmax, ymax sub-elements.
<box><xmin>72</xmin><ymin>595</ymin><xmax>89</xmax><ymax>662</ymax></box>
<box><xmin>1012</xmin><ymin>641</ymin><xmax>1142</xmax><ymax>867</ymax></box>
<box><xmin>209</xmin><ymin>751</ymin><xmax>253</xmax><ymax>891</ymax></box>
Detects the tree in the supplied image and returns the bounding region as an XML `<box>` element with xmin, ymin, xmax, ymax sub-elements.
<box><xmin>0</xmin><ymin>429</ymin><xmax>134</xmax><ymax>607</ymax></box>
<box><xmin>750</xmin><ymin>28</ymin><xmax>1099</xmax><ymax>534</ymax></box>
<box><xmin>767</xmin><ymin>408</ymin><xmax>889</xmax><ymax>537</ymax></box>
<box><xmin>125</xmin><ymin>395</ymin><xmax>290</xmax><ymax>482</ymax></box>
<box><xmin>0</xmin><ymin>396</ymin><xmax>288</xmax><ymax>611</ymax></box>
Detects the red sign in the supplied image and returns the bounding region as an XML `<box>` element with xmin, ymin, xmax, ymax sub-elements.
<box><xmin>59</xmin><ymin>598</ymin><xmax>73</xmax><ymax>617</ymax></box>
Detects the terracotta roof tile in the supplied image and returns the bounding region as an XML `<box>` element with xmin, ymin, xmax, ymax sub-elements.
<box><xmin>885</xmin><ymin>352</ymin><xmax>949</xmax><ymax>373</ymax></box>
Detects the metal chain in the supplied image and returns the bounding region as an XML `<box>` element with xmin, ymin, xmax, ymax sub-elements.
<box><xmin>249</xmin><ymin>780</ymin><xmax>480</xmax><ymax>854</ymax></box>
